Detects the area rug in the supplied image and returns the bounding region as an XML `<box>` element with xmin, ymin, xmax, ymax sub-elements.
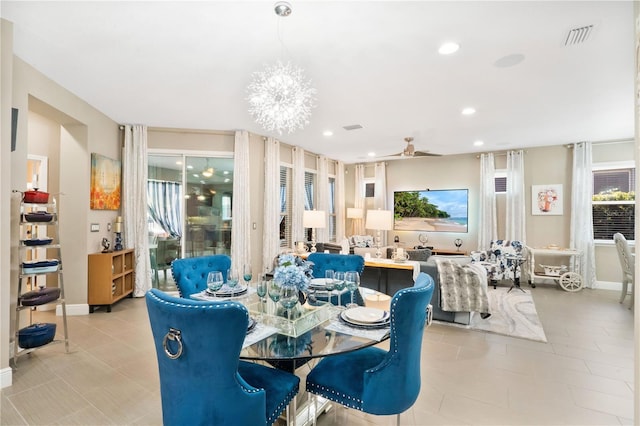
<box><xmin>470</xmin><ymin>287</ymin><xmax>547</xmax><ymax>342</ymax></box>
<box><xmin>437</xmin><ymin>287</ymin><xmax>547</xmax><ymax>343</ymax></box>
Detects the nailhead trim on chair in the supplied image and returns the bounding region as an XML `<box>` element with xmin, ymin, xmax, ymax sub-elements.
<box><xmin>307</xmin><ymin>283</ymin><xmax>430</xmax><ymax>413</ymax></box>
<box><xmin>150</xmin><ymin>290</ymin><xmax>298</xmax><ymax>425</ymax></box>
<box><xmin>306</xmin><ymin>384</ymin><xmax>364</xmax><ymax>410</ymax></box>
<box><xmin>267</xmin><ymin>388</ymin><xmax>298</xmax><ymax>424</ymax></box>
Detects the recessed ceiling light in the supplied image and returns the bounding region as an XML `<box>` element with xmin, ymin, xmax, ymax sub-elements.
<box><xmin>193</xmin><ymin>174</ymin><xmax>199</xmax><ymax>178</ymax></box>
<box><xmin>176</xmin><ymin>161</ymin><xmax>183</xmax><ymax>165</ymax></box>
<box><xmin>473</xmin><ymin>140</ymin><xmax>484</xmax><ymax>147</ymax></box>
<box><xmin>323</xmin><ymin>130</ymin><xmax>333</xmax><ymax>137</ymax></box>
<box><xmin>223</xmin><ymin>170</ymin><xmax>230</xmax><ymax>175</ymax></box>
<box><xmin>438</xmin><ymin>42</ymin><xmax>460</xmax><ymax>55</ymax></box>
<box><xmin>367</xmin><ymin>152</ymin><xmax>376</xmax><ymax>157</ymax></box>
<box><xmin>224</xmin><ymin>178</ymin><xmax>230</xmax><ymax>183</ymax></box>
<box><xmin>461</xmin><ymin>107</ymin><xmax>476</xmax><ymax>115</ymax></box>
<box><xmin>186</xmin><ymin>165</ymin><xmax>194</xmax><ymax>170</ymax></box>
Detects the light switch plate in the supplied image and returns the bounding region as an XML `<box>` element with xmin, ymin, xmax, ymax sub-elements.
<box><xmin>90</xmin><ymin>223</ymin><xmax>100</xmax><ymax>232</ymax></box>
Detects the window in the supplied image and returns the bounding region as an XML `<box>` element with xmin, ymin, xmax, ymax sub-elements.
<box><xmin>364</xmin><ymin>180</ymin><xmax>375</xmax><ymax>198</ymax></box>
<box><xmin>221</xmin><ymin>193</ymin><xmax>232</xmax><ymax>220</ymax></box>
<box><xmin>304</xmin><ymin>171</ymin><xmax>315</xmax><ymax>210</ymax></box>
<box><xmin>148</xmin><ymin>154</ymin><xmax>234</xmax><ymax>258</ymax></box>
<box><xmin>494</xmin><ymin>170</ymin><xmax>507</xmax><ymax>193</ymax></box>
<box><xmin>280</xmin><ymin>166</ymin><xmax>292</xmax><ymax>248</ymax></box>
<box><xmin>304</xmin><ymin>171</ymin><xmax>316</xmax><ymax>241</ymax></box>
<box><xmin>592</xmin><ymin>163</ymin><xmax>635</xmax><ymax>240</ymax></box>
<box><xmin>328</xmin><ymin>176</ymin><xmax>336</xmax><ymax>241</ymax></box>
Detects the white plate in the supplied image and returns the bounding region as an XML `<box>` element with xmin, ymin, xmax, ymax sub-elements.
<box><xmin>309</xmin><ymin>278</ymin><xmax>327</xmax><ymax>287</ymax></box>
<box><xmin>344</xmin><ymin>307</ymin><xmax>388</xmax><ymax>324</ymax></box>
<box><xmin>207</xmin><ymin>284</ymin><xmax>248</xmax><ymax>296</ymax></box>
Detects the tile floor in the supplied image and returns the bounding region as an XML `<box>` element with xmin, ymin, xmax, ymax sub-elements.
<box><xmin>1</xmin><ymin>284</ymin><xmax>635</xmax><ymax>425</ymax></box>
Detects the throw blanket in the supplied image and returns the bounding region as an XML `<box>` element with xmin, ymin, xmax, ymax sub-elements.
<box><xmin>436</xmin><ymin>259</ymin><xmax>491</xmax><ymax>317</ymax></box>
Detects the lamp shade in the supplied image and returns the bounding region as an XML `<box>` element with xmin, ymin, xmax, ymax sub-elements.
<box><xmin>303</xmin><ymin>210</ymin><xmax>326</xmax><ymax>228</ymax></box>
<box><xmin>346</xmin><ymin>207</ymin><xmax>363</xmax><ymax>219</ymax></box>
<box><xmin>365</xmin><ymin>209</ymin><xmax>394</xmax><ymax>231</ymax></box>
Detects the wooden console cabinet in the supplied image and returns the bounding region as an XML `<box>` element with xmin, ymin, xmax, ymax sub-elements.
<box><xmin>88</xmin><ymin>249</ymin><xmax>135</xmax><ymax>313</ymax></box>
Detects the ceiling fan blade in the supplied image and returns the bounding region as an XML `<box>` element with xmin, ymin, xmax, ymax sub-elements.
<box><xmin>414</xmin><ymin>150</ymin><xmax>442</xmax><ymax>157</ymax></box>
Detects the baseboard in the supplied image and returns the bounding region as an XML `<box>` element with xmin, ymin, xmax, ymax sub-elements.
<box><xmin>0</xmin><ymin>367</ymin><xmax>12</xmax><ymax>389</ymax></box>
<box><xmin>56</xmin><ymin>303</ymin><xmax>89</xmax><ymax>316</ymax></box>
<box><xmin>595</xmin><ymin>280</ymin><xmax>623</xmax><ymax>291</ymax></box>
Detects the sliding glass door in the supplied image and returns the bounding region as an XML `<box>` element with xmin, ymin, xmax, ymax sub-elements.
<box><xmin>148</xmin><ymin>154</ymin><xmax>234</xmax><ymax>261</ymax></box>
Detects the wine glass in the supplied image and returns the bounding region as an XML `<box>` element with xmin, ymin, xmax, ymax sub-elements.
<box><xmin>226</xmin><ymin>268</ymin><xmax>239</xmax><ymax>289</ymax></box>
<box><xmin>267</xmin><ymin>281</ymin><xmax>282</xmax><ymax>322</ymax></box>
<box><xmin>243</xmin><ymin>264</ymin><xmax>253</xmax><ymax>285</ymax></box>
<box><xmin>345</xmin><ymin>270</ymin><xmax>360</xmax><ymax>308</ymax></box>
<box><xmin>324</xmin><ymin>270</ymin><xmax>335</xmax><ymax>305</ymax></box>
<box><xmin>256</xmin><ymin>278</ymin><xmax>268</xmax><ymax>319</ymax></box>
<box><xmin>207</xmin><ymin>271</ymin><xmax>224</xmax><ymax>296</ymax></box>
<box><xmin>333</xmin><ymin>271</ymin><xmax>346</xmax><ymax>307</ymax></box>
<box><xmin>268</xmin><ymin>281</ymin><xmax>282</xmax><ymax>307</ymax></box>
<box><xmin>279</xmin><ymin>285</ymin><xmax>299</xmax><ymax>334</ymax></box>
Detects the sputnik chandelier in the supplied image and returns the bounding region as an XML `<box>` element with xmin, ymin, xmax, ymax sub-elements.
<box><xmin>247</xmin><ymin>2</ymin><xmax>316</xmax><ymax>135</ymax></box>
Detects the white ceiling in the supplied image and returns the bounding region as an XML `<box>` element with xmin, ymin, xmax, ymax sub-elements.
<box><xmin>2</xmin><ymin>1</ymin><xmax>634</xmax><ymax>164</ymax></box>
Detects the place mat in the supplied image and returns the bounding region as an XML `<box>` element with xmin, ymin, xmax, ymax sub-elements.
<box><xmin>324</xmin><ymin>319</ymin><xmax>390</xmax><ymax>342</ymax></box>
<box><xmin>242</xmin><ymin>323</ymin><xmax>279</xmax><ymax>348</ymax></box>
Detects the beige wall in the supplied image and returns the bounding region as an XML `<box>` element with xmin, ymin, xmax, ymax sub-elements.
<box><xmin>345</xmin><ymin>143</ymin><xmax>627</xmax><ymax>285</ymax></box>
<box><xmin>1</xmin><ymin>19</ymin><xmax>14</xmax><ymax>384</ymax></box>
<box><xmin>7</xmin><ymin>55</ymin><xmax>121</xmax><ymax>376</ymax></box>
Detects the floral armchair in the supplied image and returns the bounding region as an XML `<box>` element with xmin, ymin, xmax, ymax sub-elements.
<box><xmin>471</xmin><ymin>240</ymin><xmax>525</xmax><ymax>288</ymax></box>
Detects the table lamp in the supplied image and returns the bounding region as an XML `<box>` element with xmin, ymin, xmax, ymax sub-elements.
<box><xmin>365</xmin><ymin>209</ymin><xmax>394</xmax><ymax>258</ymax></box>
<box><xmin>346</xmin><ymin>207</ymin><xmax>363</xmax><ymax>236</ymax></box>
<box><xmin>303</xmin><ymin>210</ymin><xmax>326</xmax><ymax>253</ymax></box>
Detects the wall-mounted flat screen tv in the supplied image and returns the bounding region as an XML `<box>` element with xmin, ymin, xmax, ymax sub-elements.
<box><xmin>393</xmin><ymin>189</ymin><xmax>468</xmax><ymax>232</ymax></box>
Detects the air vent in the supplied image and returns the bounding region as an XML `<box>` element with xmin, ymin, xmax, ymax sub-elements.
<box><xmin>564</xmin><ymin>25</ymin><xmax>594</xmax><ymax>46</ymax></box>
<box><xmin>343</xmin><ymin>124</ymin><xmax>363</xmax><ymax>131</ymax></box>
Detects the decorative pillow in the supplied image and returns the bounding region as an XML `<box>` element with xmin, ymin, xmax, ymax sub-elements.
<box><xmin>351</xmin><ymin>235</ymin><xmax>374</xmax><ymax>248</ymax></box>
<box><xmin>407</xmin><ymin>248</ymin><xmax>431</xmax><ymax>261</ymax></box>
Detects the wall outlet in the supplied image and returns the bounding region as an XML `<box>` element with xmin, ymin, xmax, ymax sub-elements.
<box><xmin>90</xmin><ymin>223</ymin><xmax>100</xmax><ymax>232</ymax></box>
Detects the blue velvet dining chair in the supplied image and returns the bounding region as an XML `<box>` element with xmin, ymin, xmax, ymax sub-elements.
<box><xmin>308</xmin><ymin>252</ymin><xmax>366</xmax><ymax>306</ymax></box>
<box><xmin>305</xmin><ymin>272</ymin><xmax>435</xmax><ymax>425</ymax></box>
<box><xmin>171</xmin><ymin>255</ymin><xmax>231</xmax><ymax>298</ymax></box>
<box><xmin>146</xmin><ymin>288</ymin><xmax>299</xmax><ymax>426</ymax></box>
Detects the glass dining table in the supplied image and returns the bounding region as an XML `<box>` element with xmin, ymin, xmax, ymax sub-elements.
<box><xmin>193</xmin><ymin>286</ymin><xmax>391</xmax><ymax>373</ymax></box>
<box><xmin>191</xmin><ymin>285</ymin><xmax>392</xmax><ymax>426</ymax></box>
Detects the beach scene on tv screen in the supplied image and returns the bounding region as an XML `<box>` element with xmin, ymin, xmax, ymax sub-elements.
<box><xmin>394</xmin><ymin>189</ymin><xmax>468</xmax><ymax>232</ymax></box>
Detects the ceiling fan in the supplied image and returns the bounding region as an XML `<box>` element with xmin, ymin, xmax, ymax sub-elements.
<box><xmin>389</xmin><ymin>137</ymin><xmax>442</xmax><ymax>158</ymax></box>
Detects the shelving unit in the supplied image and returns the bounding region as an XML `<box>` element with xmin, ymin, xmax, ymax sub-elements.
<box><xmin>14</xmin><ymin>198</ymin><xmax>69</xmax><ymax>366</ymax></box>
<box><xmin>88</xmin><ymin>249</ymin><xmax>135</xmax><ymax>313</ymax></box>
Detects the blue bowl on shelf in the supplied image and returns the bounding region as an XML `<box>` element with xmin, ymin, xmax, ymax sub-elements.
<box><xmin>18</xmin><ymin>323</ymin><xmax>56</xmax><ymax>349</ymax></box>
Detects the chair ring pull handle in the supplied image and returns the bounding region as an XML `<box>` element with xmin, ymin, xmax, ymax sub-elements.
<box><xmin>163</xmin><ymin>327</ymin><xmax>183</xmax><ymax>359</ymax></box>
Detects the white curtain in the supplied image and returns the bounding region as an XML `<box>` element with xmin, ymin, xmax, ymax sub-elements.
<box><xmin>291</xmin><ymin>147</ymin><xmax>306</xmax><ymax>247</ymax></box>
<box><xmin>231</xmin><ymin>130</ymin><xmax>250</xmax><ymax>273</ymax></box>
<box><xmin>506</xmin><ymin>150</ymin><xmax>526</xmax><ymax>242</ymax></box>
<box><xmin>122</xmin><ymin>124</ymin><xmax>151</xmax><ymax>297</ymax></box>
<box><xmin>316</xmin><ymin>155</ymin><xmax>328</xmax><ymax>243</ymax></box>
<box><xmin>570</xmin><ymin>142</ymin><xmax>596</xmax><ymax>289</ymax></box>
<box><xmin>353</xmin><ymin>164</ymin><xmax>365</xmax><ymax>235</ymax></box>
<box><xmin>374</xmin><ymin>162</ymin><xmax>388</xmax><ymax>245</ymax></box>
<box><xmin>262</xmin><ymin>137</ymin><xmax>280</xmax><ymax>275</ymax></box>
<box><xmin>335</xmin><ymin>161</ymin><xmax>346</xmax><ymax>241</ymax></box>
<box><xmin>478</xmin><ymin>153</ymin><xmax>497</xmax><ymax>249</ymax></box>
